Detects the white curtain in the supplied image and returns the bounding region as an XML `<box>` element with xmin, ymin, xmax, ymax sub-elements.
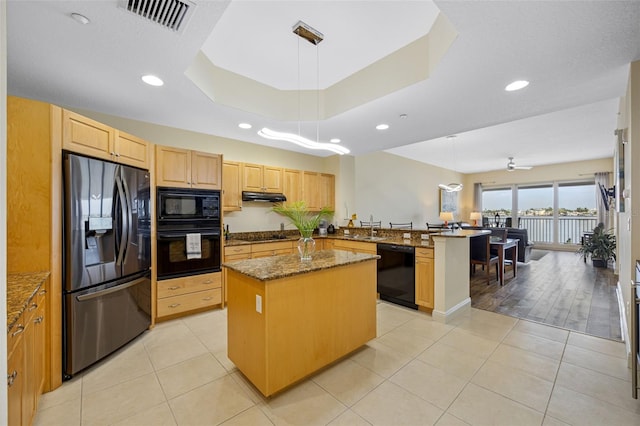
<box><xmin>595</xmin><ymin>172</ymin><xmax>611</xmax><ymax>228</ymax></box>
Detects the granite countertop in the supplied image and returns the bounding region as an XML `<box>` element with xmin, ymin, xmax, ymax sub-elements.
<box><xmin>225</xmin><ymin>234</ymin><xmax>435</xmax><ymax>248</ymax></box>
<box><xmin>7</xmin><ymin>271</ymin><xmax>49</xmax><ymax>333</ymax></box>
<box><xmin>431</xmin><ymin>229</ymin><xmax>491</xmax><ymax>238</ymax></box>
<box><xmin>223</xmin><ymin>249</ymin><xmax>380</xmax><ymax>281</ymax></box>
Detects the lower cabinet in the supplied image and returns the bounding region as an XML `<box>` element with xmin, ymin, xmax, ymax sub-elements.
<box><xmin>156</xmin><ymin>272</ymin><xmax>222</xmax><ymax>319</ymax></box>
<box><xmin>7</xmin><ymin>285</ymin><xmax>47</xmax><ymax>426</ymax></box>
<box><xmin>332</xmin><ymin>239</ymin><xmax>377</xmax><ymax>254</ymax></box>
<box><xmin>415</xmin><ymin>247</ymin><xmax>434</xmax><ymax>309</ymax></box>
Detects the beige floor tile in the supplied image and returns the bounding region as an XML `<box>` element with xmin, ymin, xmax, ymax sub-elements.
<box><xmin>36</xmin><ymin>375</ymin><xmax>82</xmax><ymax>411</ymax></box>
<box><xmin>547</xmin><ymin>385</ymin><xmax>640</xmax><ymax>425</ymax></box>
<box><xmin>182</xmin><ymin>308</ymin><xmax>226</xmax><ymax>336</ymax></box>
<box><xmin>555</xmin><ymin>362</ymin><xmax>640</xmax><ymax>414</ymax></box>
<box><xmin>111</xmin><ymin>402</ymin><xmax>176</xmax><ymax>426</ymax></box>
<box><xmin>260</xmin><ymin>380</ymin><xmax>347</xmax><ymax>425</ymax></box>
<box><xmin>503</xmin><ymin>329</ymin><xmax>566</xmax><ymax>360</ymax></box>
<box><xmin>32</xmin><ymin>398</ymin><xmax>81</xmax><ymax>426</ymax></box>
<box><xmin>435</xmin><ymin>413</ymin><xmax>470</xmax><ymax>426</ymax></box>
<box><xmin>451</xmin><ymin>317</ymin><xmax>514</xmax><ymax>342</ymax></box>
<box><xmin>81</xmin><ymin>373</ymin><xmax>166</xmax><ymax>426</ymax></box>
<box><xmin>562</xmin><ymin>344</ymin><xmax>630</xmax><ymax>380</ymax></box>
<box><xmin>394</xmin><ymin>316</ymin><xmax>455</xmax><ymax>341</ymax></box>
<box><xmin>489</xmin><ymin>344</ymin><xmax>560</xmax><ymax>382</ymax></box>
<box><xmin>352</xmin><ymin>381</ymin><xmax>443</xmax><ymax>425</ymax></box>
<box><xmin>327</xmin><ymin>409</ymin><xmax>373</xmax><ymax>426</ymax></box>
<box><xmin>416</xmin><ymin>341</ymin><xmax>486</xmax><ymax>381</ymax></box>
<box><xmin>81</xmin><ymin>341</ymin><xmax>154</xmax><ymax>395</ymax></box>
<box><xmin>471</xmin><ymin>360</ymin><xmax>553</xmax><ymax>413</ymax></box>
<box><xmin>156</xmin><ymin>352</ymin><xmax>228</xmax><ymax>399</ymax></box>
<box><xmin>542</xmin><ymin>415</ymin><xmax>571</xmax><ymax>426</ymax></box>
<box><xmin>195</xmin><ymin>323</ymin><xmax>228</xmax><ymax>353</ymax></box>
<box><xmin>567</xmin><ymin>331</ymin><xmax>626</xmax><ymax>358</ymax></box>
<box><xmin>220</xmin><ymin>406</ymin><xmax>274</xmax><ymax>426</ymax></box>
<box><xmin>437</xmin><ymin>328</ymin><xmax>500</xmax><ymax>358</ymax></box>
<box><xmin>139</xmin><ymin>320</ymin><xmax>193</xmax><ymax>347</ymax></box>
<box><xmin>312</xmin><ymin>359</ymin><xmax>385</xmax><ymax>407</ymax></box>
<box><xmin>375</xmin><ymin>326</ymin><xmax>436</xmax><ymax>357</ymax></box>
<box><xmin>229</xmin><ymin>370</ymin><xmax>267</xmax><ymax>405</ymax></box>
<box><xmin>448</xmin><ymin>383</ymin><xmax>544</xmax><ymax>426</ymax></box>
<box><xmin>169</xmin><ymin>375</ymin><xmax>255</xmax><ymax>425</ymax></box>
<box><xmin>212</xmin><ymin>346</ymin><xmax>238</xmax><ymax>372</ymax></box>
<box><xmin>389</xmin><ymin>359</ymin><xmax>467</xmax><ymax>410</ymax></box>
<box><xmin>513</xmin><ymin>320</ymin><xmax>569</xmax><ymax>343</ymax></box>
<box><xmin>145</xmin><ymin>332</ymin><xmax>208</xmax><ymax>370</ymax></box>
<box><xmin>351</xmin><ymin>340</ymin><xmax>413</xmax><ymax>378</ymax></box>
<box><xmin>376</xmin><ymin>302</ymin><xmax>419</xmax><ymax>330</ymax></box>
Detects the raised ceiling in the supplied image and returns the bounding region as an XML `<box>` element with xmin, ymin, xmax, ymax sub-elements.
<box><xmin>7</xmin><ymin>1</ymin><xmax>640</xmax><ymax>173</ymax></box>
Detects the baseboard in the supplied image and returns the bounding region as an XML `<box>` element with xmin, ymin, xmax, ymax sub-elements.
<box><xmin>432</xmin><ymin>297</ymin><xmax>471</xmax><ymax>324</ymax></box>
<box><xmin>617</xmin><ymin>280</ymin><xmax>631</xmax><ymax>361</ymax></box>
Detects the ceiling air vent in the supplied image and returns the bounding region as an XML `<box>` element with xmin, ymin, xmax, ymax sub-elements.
<box><xmin>118</xmin><ymin>0</ymin><xmax>195</xmax><ymax>33</ymax></box>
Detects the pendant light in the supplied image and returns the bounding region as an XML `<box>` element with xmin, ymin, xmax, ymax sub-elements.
<box><xmin>258</xmin><ymin>21</ymin><xmax>349</xmax><ymax>155</ymax></box>
<box><xmin>438</xmin><ymin>135</ymin><xmax>463</xmax><ymax>192</ymax></box>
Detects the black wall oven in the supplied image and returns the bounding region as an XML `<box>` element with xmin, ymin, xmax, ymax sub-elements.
<box><xmin>156</xmin><ymin>188</ymin><xmax>221</xmax><ymax>280</ymax></box>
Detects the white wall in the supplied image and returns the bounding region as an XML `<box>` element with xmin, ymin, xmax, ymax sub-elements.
<box><xmin>354</xmin><ymin>151</ymin><xmax>464</xmax><ymax>229</ymax></box>
<box><xmin>1</xmin><ymin>0</ymin><xmax>8</xmax><ymax>420</ymax></box>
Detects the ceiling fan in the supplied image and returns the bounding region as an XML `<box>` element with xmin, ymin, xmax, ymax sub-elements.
<box><xmin>506</xmin><ymin>157</ymin><xmax>532</xmax><ymax>171</ymax></box>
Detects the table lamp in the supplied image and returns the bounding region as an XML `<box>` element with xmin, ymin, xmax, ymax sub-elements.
<box><xmin>440</xmin><ymin>211</ymin><xmax>454</xmax><ymax>227</ymax></box>
<box><xmin>470</xmin><ymin>212</ymin><xmax>482</xmax><ymax>226</ymax></box>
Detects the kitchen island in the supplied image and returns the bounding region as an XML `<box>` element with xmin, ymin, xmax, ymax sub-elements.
<box><xmin>223</xmin><ymin>249</ymin><xmax>379</xmax><ymax>397</ymax></box>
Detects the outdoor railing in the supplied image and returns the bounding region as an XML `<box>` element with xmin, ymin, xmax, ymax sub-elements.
<box><xmin>518</xmin><ymin>216</ymin><xmax>597</xmax><ymax>244</ymax></box>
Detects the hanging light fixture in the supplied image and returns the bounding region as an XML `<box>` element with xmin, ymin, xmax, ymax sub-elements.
<box><xmin>438</xmin><ymin>135</ymin><xmax>463</xmax><ymax>192</ymax></box>
<box><xmin>258</xmin><ymin>20</ymin><xmax>350</xmax><ymax>155</ymax></box>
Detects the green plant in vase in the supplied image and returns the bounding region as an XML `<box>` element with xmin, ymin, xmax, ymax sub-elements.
<box><xmin>577</xmin><ymin>222</ymin><xmax>616</xmax><ymax>268</ymax></box>
<box><xmin>272</xmin><ymin>201</ymin><xmax>334</xmax><ymax>260</ymax></box>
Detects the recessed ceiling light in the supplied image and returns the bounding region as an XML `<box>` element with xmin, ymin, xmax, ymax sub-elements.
<box><xmin>376</xmin><ymin>124</ymin><xmax>389</xmax><ymax>130</ymax></box>
<box><xmin>505</xmin><ymin>80</ymin><xmax>529</xmax><ymax>91</ymax></box>
<box><xmin>70</xmin><ymin>13</ymin><xmax>90</xmax><ymax>25</ymax></box>
<box><xmin>141</xmin><ymin>75</ymin><xmax>164</xmax><ymax>87</ymax></box>
<box><xmin>238</xmin><ymin>123</ymin><xmax>252</xmax><ymax>129</ymax></box>
<box><xmin>330</xmin><ymin>138</ymin><xmax>341</xmax><ymax>143</ymax></box>
<box><xmin>399</xmin><ymin>114</ymin><xmax>408</xmax><ymax>119</ymax></box>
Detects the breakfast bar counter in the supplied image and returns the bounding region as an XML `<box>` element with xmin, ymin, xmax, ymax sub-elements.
<box><xmin>223</xmin><ymin>249</ymin><xmax>379</xmax><ymax>396</ymax></box>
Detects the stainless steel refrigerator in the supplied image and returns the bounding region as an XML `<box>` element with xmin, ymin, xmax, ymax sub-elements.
<box><xmin>63</xmin><ymin>152</ymin><xmax>151</xmax><ymax>377</ymax></box>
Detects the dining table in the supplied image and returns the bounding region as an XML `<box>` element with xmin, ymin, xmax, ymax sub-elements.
<box><xmin>490</xmin><ymin>237</ymin><xmax>519</xmax><ymax>285</ymax></box>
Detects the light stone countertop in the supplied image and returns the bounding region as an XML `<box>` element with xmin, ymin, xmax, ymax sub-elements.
<box><xmin>223</xmin><ymin>249</ymin><xmax>380</xmax><ymax>281</ymax></box>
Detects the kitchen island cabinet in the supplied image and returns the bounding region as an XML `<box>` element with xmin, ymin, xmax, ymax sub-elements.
<box><xmin>224</xmin><ymin>250</ymin><xmax>378</xmax><ymax>396</ymax></box>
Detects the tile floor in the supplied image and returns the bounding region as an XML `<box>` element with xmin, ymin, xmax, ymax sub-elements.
<box><xmin>34</xmin><ymin>302</ymin><xmax>640</xmax><ymax>426</ymax></box>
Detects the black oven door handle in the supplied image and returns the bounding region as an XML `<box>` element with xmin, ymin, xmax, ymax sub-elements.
<box><xmin>157</xmin><ymin>230</ymin><xmax>221</xmax><ymax>240</ymax></box>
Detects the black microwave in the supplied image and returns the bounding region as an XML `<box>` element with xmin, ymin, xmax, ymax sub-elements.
<box><xmin>157</xmin><ymin>187</ymin><xmax>220</xmax><ymax>227</ymax></box>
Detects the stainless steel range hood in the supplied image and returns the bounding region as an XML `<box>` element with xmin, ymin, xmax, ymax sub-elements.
<box><xmin>242</xmin><ymin>191</ymin><xmax>287</xmax><ymax>203</ymax></box>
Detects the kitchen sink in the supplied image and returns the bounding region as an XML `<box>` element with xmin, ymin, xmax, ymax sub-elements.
<box><xmin>349</xmin><ymin>235</ymin><xmax>387</xmax><ymax>241</ymax></box>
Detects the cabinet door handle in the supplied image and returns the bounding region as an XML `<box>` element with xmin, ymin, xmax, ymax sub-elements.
<box><xmin>168</xmin><ymin>286</ymin><xmax>180</xmax><ymax>290</ymax></box>
<box><xmin>28</xmin><ymin>303</ymin><xmax>38</xmax><ymax>311</ymax></box>
<box><xmin>34</xmin><ymin>316</ymin><xmax>44</xmax><ymax>324</ymax></box>
<box><xmin>203</xmin><ymin>280</ymin><xmax>212</xmax><ymax>284</ymax></box>
<box><xmin>202</xmin><ymin>297</ymin><xmax>213</xmax><ymax>301</ymax></box>
<box><xmin>39</xmin><ymin>289</ymin><xmax>47</xmax><ymax>296</ymax></box>
<box><xmin>168</xmin><ymin>303</ymin><xmax>181</xmax><ymax>308</ymax></box>
<box><xmin>11</xmin><ymin>325</ymin><xmax>25</xmax><ymax>337</ymax></box>
<box><xmin>7</xmin><ymin>370</ymin><xmax>17</xmax><ymax>387</ymax></box>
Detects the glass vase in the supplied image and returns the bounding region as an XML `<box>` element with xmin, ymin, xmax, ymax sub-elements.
<box><xmin>297</xmin><ymin>236</ymin><xmax>316</xmax><ymax>261</ymax></box>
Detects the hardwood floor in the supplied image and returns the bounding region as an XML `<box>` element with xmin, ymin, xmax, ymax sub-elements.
<box><xmin>470</xmin><ymin>249</ymin><xmax>621</xmax><ymax>341</ymax></box>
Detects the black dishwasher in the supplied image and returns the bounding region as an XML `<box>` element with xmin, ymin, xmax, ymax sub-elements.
<box><xmin>377</xmin><ymin>244</ymin><xmax>417</xmax><ymax>309</ymax></box>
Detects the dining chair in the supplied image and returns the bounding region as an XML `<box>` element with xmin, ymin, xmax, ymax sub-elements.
<box><xmin>360</xmin><ymin>221</ymin><xmax>382</xmax><ymax>228</ymax></box>
<box><xmin>470</xmin><ymin>234</ymin><xmax>499</xmax><ymax>284</ymax></box>
<box><xmin>389</xmin><ymin>222</ymin><xmax>412</xmax><ymax>229</ymax></box>
<box><xmin>426</xmin><ymin>223</ymin><xmax>449</xmax><ymax>230</ymax></box>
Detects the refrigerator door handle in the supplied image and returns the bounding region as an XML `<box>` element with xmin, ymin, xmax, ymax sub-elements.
<box><xmin>76</xmin><ymin>277</ymin><xmax>147</xmax><ymax>302</ymax></box>
<box><xmin>115</xmin><ymin>172</ymin><xmax>128</xmax><ymax>266</ymax></box>
<box><xmin>120</xmin><ymin>167</ymin><xmax>133</xmax><ymax>262</ymax></box>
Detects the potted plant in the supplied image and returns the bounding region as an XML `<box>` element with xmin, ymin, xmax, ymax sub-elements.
<box><xmin>272</xmin><ymin>201</ymin><xmax>334</xmax><ymax>260</ymax></box>
<box><xmin>578</xmin><ymin>223</ymin><xmax>616</xmax><ymax>268</ymax></box>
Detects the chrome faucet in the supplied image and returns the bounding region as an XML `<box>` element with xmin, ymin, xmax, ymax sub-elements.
<box><xmin>370</xmin><ymin>214</ymin><xmax>374</xmax><ymax>237</ymax></box>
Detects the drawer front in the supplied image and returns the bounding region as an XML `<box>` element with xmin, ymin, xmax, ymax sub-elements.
<box><xmin>224</xmin><ymin>253</ymin><xmax>251</xmax><ymax>262</ymax></box>
<box><xmin>157</xmin><ymin>272</ymin><xmax>221</xmax><ymax>298</ymax></box>
<box><xmin>224</xmin><ymin>245</ymin><xmax>251</xmax><ymax>256</ymax></box>
<box><xmin>251</xmin><ymin>248</ymin><xmax>292</xmax><ymax>258</ymax></box>
<box><xmin>334</xmin><ymin>240</ymin><xmax>377</xmax><ymax>254</ymax></box>
<box><xmin>415</xmin><ymin>247</ymin><xmax>434</xmax><ymax>259</ymax></box>
<box><xmin>157</xmin><ymin>288</ymin><xmax>222</xmax><ymax>317</ymax></box>
<box><xmin>251</xmin><ymin>241</ymin><xmax>293</xmax><ymax>253</ymax></box>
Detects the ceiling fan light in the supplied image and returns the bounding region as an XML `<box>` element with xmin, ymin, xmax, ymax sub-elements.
<box><xmin>505</xmin><ymin>80</ymin><xmax>529</xmax><ymax>91</ymax></box>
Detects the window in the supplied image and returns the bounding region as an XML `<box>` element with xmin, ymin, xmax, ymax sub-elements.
<box><xmin>518</xmin><ymin>184</ymin><xmax>553</xmax><ymax>243</ymax></box>
<box><xmin>558</xmin><ymin>182</ymin><xmax>597</xmax><ymax>244</ymax></box>
<box><xmin>482</xmin><ymin>187</ymin><xmax>511</xmax><ymax>226</ymax></box>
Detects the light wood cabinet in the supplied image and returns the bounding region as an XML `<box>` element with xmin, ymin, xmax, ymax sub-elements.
<box><xmin>250</xmin><ymin>241</ymin><xmax>294</xmax><ymax>258</ymax></box>
<box><xmin>156</xmin><ymin>145</ymin><xmax>221</xmax><ymax>190</ymax></box>
<box><xmin>7</xmin><ymin>284</ymin><xmax>48</xmax><ymax>426</ymax></box>
<box><xmin>242</xmin><ymin>163</ymin><xmax>283</xmax><ymax>193</ymax></box>
<box><xmin>283</xmin><ymin>169</ymin><xmax>303</xmax><ymax>203</ymax></box>
<box><xmin>415</xmin><ymin>247</ymin><xmax>434</xmax><ymax>309</ymax></box>
<box><xmin>323</xmin><ymin>239</ymin><xmax>335</xmax><ymax>250</ymax></box>
<box><xmin>302</xmin><ymin>171</ymin><xmax>335</xmax><ymax>211</ymax></box>
<box><xmin>332</xmin><ymin>239</ymin><xmax>377</xmax><ymax>254</ymax></box>
<box><xmin>223</xmin><ymin>161</ymin><xmax>242</xmax><ymax>211</ymax></box>
<box><xmin>156</xmin><ymin>272</ymin><xmax>222</xmax><ymax>319</ymax></box>
<box><xmin>62</xmin><ymin>110</ymin><xmax>150</xmax><ymax>168</ymax></box>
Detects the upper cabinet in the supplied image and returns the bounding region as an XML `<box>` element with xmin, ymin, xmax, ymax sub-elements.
<box><xmin>242</xmin><ymin>163</ymin><xmax>283</xmax><ymax>193</ymax></box>
<box><xmin>302</xmin><ymin>172</ymin><xmax>335</xmax><ymax>211</ymax></box>
<box><xmin>283</xmin><ymin>169</ymin><xmax>303</xmax><ymax>203</ymax></box>
<box><xmin>62</xmin><ymin>110</ymin><xmax>150</xmax><ymax>169</ymax></box>
<box><xmin>156</xmin><ymin>145</ymin><xmax>221</xmax><ymax>190</ymax></box>
<box><xmin>223</xmin><ymin>161</ymin><xmax>242</xmax><ymax>212</ymax></box>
